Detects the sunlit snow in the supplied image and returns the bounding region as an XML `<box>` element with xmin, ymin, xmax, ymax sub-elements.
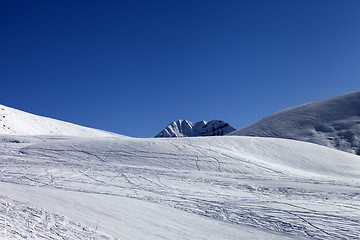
<box><xmin>0</xmin><ymin>103</ymin><xmax>360</xmax><ymax>239</ymax></box>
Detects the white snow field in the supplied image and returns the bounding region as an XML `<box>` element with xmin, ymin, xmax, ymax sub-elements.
<box><xmin>1</xmin><ymin>134</ymin><xmax>360</xmax><ymax>239</ymax></box>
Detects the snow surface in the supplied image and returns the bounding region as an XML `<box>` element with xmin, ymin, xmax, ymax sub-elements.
<box><xmin>155</xmin><ymin>120</ymin><xmax>235</xmax><ymax>137</ymax></box>
<box><xmin>1</xmin><ymin>134</ymin><xmax>360</xmax><ymax>239</ymax></box>
<box><xmin>229</xmin><ymin>91</ymin><xmax>360</xmax><ymax>155</ymax></box>
<box><xmin>0</xmin><ymin>104</ymin><xmax>124</xmax><ymax>138</ymax></box>
<box><xmin>0</xmin><ymin>103</ymin><xmax>359</xmax><ymax>239</ymax></box>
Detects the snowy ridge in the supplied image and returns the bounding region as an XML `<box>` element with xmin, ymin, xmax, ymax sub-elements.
<box><xmin>0</xmin><ymin>104</ymin><xmax>124</xmax><ymax>138</ymax></box>
<box><xmin>155</xmin><ymin>119</ymin><xmax>235</xmax><ymax>137</ymax></box>
<box><xmin>229</xmin><ymin>91</ymin><xmax>360</xmax><ymax>155</ymax></box>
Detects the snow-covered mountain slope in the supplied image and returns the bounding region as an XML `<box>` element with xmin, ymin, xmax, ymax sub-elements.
<box><xmin>0</xmin><ymin>104</ymin><xmax>123</xmax><ymax>137</ymax></box>
<box><xmin>155</xmin><ymin>119</ymin><xmax>235</xmax><ymax>137</ymax></box>
<box><xmin>1</xmin><ymin>134</ymin><xmax>359</xmax><ymax>239</ymax></box>
<box><xmin>229</xmin><ymin>91</ymin><xmax>360</xmax><ymax>155</ymax></box>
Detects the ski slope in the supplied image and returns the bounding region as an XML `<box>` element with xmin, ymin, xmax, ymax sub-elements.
<box><xmin>1</xmin><ymin>134</ymin><xmax>359</xmax><ymax>239</ymax></box>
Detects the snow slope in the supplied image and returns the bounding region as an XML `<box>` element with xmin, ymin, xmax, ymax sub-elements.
<box><xmin>155</xmin><ymin>119</ymin><xmax>235</xmax><ymax>137</ymax></box>
<box><xmin>1</xmin><ymin>134</ymin><xmax>359</xmax><ymax>239</ymax></box>
<box><xmin>229</xmin><ymin>91</ymin><xmax>360</xmax><ymax>155</ymax></box>
<box><xmin>0</xmin><ymin>104</ymin><xmax>123</xmax><ymax>137</ymax></box>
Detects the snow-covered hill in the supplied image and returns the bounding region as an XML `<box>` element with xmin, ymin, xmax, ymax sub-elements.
<box><xmin>1</xmin><ymin>134</ymin><xmax>359</xmax><ymax>239</ymax></box>
<box><xmin>155</xmin><ymin>119</ymin><xmax>235</xmax><ymax>137</ymax></box>
<box><xmin>229</xmin><ymin>91</ymin><xmax>360</xmax><ymax>155</ymax></box>
<box><xmin>0</xmin><ymin>104</ymin><xmax>123</xmax><ymax>137</ymax></box>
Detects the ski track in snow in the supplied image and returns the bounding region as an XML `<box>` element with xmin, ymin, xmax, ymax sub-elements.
<box><xmin>0</xmin><ymin>196</ymin><xmax>110</xmax><ymax>239</ymax></box>
<box><xmin>0</xmin><ymin>135</ymin><xmax>360</xmax><ymax>239</ymax></box>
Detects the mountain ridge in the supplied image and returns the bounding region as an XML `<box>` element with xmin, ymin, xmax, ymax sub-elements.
<box><xmin>155</xmin><ymin>119</ymin><xmax>235</xmax><ymax>138</ymax></box>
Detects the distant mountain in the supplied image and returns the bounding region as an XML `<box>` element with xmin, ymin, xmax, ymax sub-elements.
<box><xmin>0</xmin><ymin>104</ymin><xmax>124</xmax><ymax>137</ymax></box>
<box><xmin>229</xmin><ymin>91</ymin><xmax>360</xmax><ymax>155</ymax></box>
<box><xmin>155</xmin><ymin>120</ymin><xmax>235</xmax><ymax>138</ymax></box>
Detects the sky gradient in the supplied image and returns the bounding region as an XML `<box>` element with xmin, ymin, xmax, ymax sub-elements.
<box><xmin>1</xmin><ymin>0</ymin><xmax>360</xmax><ymax>137</ymax></box>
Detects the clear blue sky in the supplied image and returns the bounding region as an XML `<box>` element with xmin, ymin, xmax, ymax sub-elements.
<box><xmin>1</xmin><ymin>0</ymin><xmax>360</xmax><ymax>137</ymax></box>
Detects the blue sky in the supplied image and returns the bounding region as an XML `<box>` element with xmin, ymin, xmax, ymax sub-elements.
<box><xmin>1</xmin><ymin>0</ymin><xmax>360</xmax><ymax>137</ymax></box>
